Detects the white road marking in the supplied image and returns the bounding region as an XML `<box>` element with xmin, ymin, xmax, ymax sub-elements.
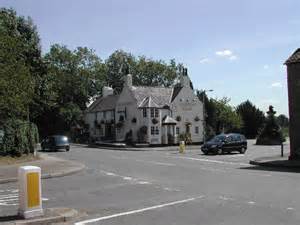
<box><xmin>137</xmin><ymin>181</ymin><xmax>151</xmax><ymax>185</ymax></box>
<box><xmin>219</xmin><ymin>196</ymin><xmax>234</xmax><ymax>201</ymax></box>
<box><xmin>287</xmin><ymin>207</ymin><xmax>295</xmax><ymax>211</ymax></box>
<box><xmin>75</xmin><ymin>196</ymin><xmax>204</xmax><ymax>225</ymax></box>
<box><xmin>109</xmin><ymin>156</ymin><xmax>176</xmax><ymax>166</ymax></box>
<box><xmin>134</xmin><ymin>159</ymin><xmax>176</xmax><ymax>166</ymax></box>
<box><xmin>105</xmin><ymin>172</ymin><xmax>117</xmax><ymax>176</ymax></box>
<box><xmin>0</xmin><ymin>202</ymin><xmax>18</xmax><ymax>206</ymax></box>
<box><xmin>0</xmin><ymin>189</ymin><xmax>48</xmax><ymax>206</ymax></box>
<box><xmin>176</xmin><ymin>156</ymin><xmax>249</xmax><ymax>166</ymax></box>
<box><xmin>123</xmin><ymin>177</ymin><xmax>133</xmax><ymax>181</ymax></box>
<box><xmin>0</xmin><ymin>194</ymin><xmax>18</xmax><ymax>200</ymax></box>
<box><xmin>247</xmin><ymin>201</ymin><xmax>256</xmax><ymax>205</ymax></box>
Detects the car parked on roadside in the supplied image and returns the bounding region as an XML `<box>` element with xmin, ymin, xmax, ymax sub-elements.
<box><xmin>41</xmin><ymin>135</ymin><xmax>70</xmax><ymax>152</ymax></box>
<box><xmin>201</xmin><ymin>133</ymin><xmax>247</xmax><ymax>155</ymax></box>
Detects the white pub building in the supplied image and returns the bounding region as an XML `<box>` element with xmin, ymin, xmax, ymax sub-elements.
<box><xmin>85</xmin><ymin>70</ymin><xmax>204</xmax><ymax>145</ymax></box>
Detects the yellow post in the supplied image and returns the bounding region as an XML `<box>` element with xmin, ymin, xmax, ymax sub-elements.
<box><xmin>179</xmin><ymin>141</ymin><xmax>185</xmax><ymax>153</ymax></box>
<box><xmin>18</xmin><ymin>166</ymin><xmax>43</xmax><ymax>219</ymax></box>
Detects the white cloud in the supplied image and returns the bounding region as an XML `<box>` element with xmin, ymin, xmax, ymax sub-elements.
<box><xmin>199</xmin><ymin>58</ymin><xmax>211</xmax><ymax>64</ymax></box>
<box><xmin>229</xmin><ymin>55</ymin><xmax>238</xmax><ymax>61</ymax></box>
<box><xmin>263</xmin><ymin>65</ymin><xmax>269</xmax><ymax>69</ymax></box>
<box><xmin>271</xmin><ymin>82</ymin><xmax>283</xmax><ymax>88</ymax></box>
<box><xmin>215</xmin><ymin>49</ymin><xmax>238</xmax><ymax>61</ymax></box>
<box><xmin>216</xmin><ymin>49</ymin><xmax>233</xmax><ymax>57</ymax></box>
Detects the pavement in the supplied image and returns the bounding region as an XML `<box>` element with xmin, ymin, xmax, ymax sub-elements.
<box><xmin>0</xmin><ymin>152</ymin><xmax>86</xmax><ymax>184</ymax></box>
<box><xmin>250</xmin><ymin>153</ymin><xmax>300</xmax><ymax>168</ymax></box>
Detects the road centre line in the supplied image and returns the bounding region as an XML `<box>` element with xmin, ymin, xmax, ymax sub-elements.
<box><xmin>175</xmin><ymin>156</ymin><xmax>249</xmax><ymax>166</ymax></box>
<box><xmin>109</xmin><ymin>155</ymin><xmax>176</xmax><ymax>166</ymax></box>
<box><xmin>75</xmin><ymin>196</ymin><xmax>204</xmax><ymax>225</ymax></box>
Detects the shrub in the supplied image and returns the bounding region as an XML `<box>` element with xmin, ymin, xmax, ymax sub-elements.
<box><xmin>178</xmin><ymin>132</ymin><xmax>192</xmax><ymax>144</ymax></box>
<box><xmin>0</xmin><ymin>119</ymin><xmax>39</xmax><ymax>157</ymax></box>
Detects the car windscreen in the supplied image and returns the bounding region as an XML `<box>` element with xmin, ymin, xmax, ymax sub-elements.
<box><xmin>210</xmin><ymin>135</ymin><xmax>226</xmax><ymax>142</ymax></box>
<box><xmin>54</xmin><ymin>136</ymin><xmax>69</xmax><ymax>144</ymax></box>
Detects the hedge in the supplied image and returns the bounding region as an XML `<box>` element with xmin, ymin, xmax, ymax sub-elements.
<box><xmin>0</xmin><ymin>119</ymin><xmax>39</xmax><ymax>157</ymax></box>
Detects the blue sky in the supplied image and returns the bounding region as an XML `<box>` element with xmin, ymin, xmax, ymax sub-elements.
<box><xmin>2</xmin><ymin>0</ymin><xmax>299</xmax><ymax>115</ymax></box>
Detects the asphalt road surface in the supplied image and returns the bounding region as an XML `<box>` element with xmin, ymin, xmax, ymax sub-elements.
<box><xmin>1</xmin><ymin>140</ymin><xmax>300</xmax><ymax>225</ymax></box>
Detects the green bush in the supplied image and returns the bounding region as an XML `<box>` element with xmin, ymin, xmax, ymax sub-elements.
<box><xmin>0</xmin><ymin>119</ymin><xmax>39</xmax><ymax>156</ymax></box>
<box><xmin>178</xmin><ymin>133</ymin><xmax>192</xmax><ymax>144</ymax></box>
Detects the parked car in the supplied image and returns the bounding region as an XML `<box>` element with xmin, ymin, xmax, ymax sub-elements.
<box><xmin>41</xmin><ymin>135</ymin><xmax>70</xmax><ymax>152</ymax></box>
<box><xmin>201</xmin><ymin>133</ymin><xmax>247</xmax><ymax>155</ymax></box>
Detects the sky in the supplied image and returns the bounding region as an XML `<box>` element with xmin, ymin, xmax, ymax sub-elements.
<box><xmin>1</xmin><ymin>0</ymin><xmax>299</xmax><ymax>116</ymax></box>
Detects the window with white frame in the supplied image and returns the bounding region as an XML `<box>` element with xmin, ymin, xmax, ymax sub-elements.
<box><xmin>151</xmin><ymin>126</ymin><xmax>159</xmax><ymax>135</ymax></box>
<box><xmin>151</xmin><ymin>108</ymin><xmax>155</xmax><ymax>117</ymax></box>
<box><xmin>143</xmin><ymin>108</ymin><xmax>147</xmax><ymax>117</ymax></box>
<box><xmin>176</xmin><ymin>127</ymin><xmax>180</xmax><ymax>135</ymax></box>
<box><xmin>195</xmin><ymin>126</ymin><xmax>199</xmax><ymax>134</ymax></box>
<box><xmin>151</xmin><ymin>126</ymin><xmax>155</xmax><ymax>135</ymax></box>
<box><xmin>155</xmin><ymin>108</ymin><xmax>159</xmax><ymax>117</ymax></box>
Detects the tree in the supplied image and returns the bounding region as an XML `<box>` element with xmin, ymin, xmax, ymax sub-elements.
<box><xmin>277</xmin><ymin>114</ymin><xmax>289</xmax><ymax>128</ymax></box>
<box><xmin>256</xmin><ymin>106</ymin><xmax>285</xmax><ymax>145</ymax></box>
<box><xmin>105</xmin><ymin>50</ymin><xmax>136</xmax><ymax>94</ymax></box>
<box><xmin>197</xmin><ymin>91</ymin><xmax>242</xmax><ymax>137</ymax></box>
<box><xmin>135</xmin><ymin>56</ymin><xmax>180</xmax><ymax>88</ymax></box>
<box><xmin>213</xmin><ymin>98</ymin><xmax>242</xmax><ymax>134</ymax></box>
<box><xmin>105</xmin><ymin>50</ymin><xmax>181</xmax><ymax>93</ymax></box>
<box><xmin>0</xmin><ymin>8</ymin><xmax>42</xmax><ymax>122</ymax></box>
<box><xmin>42</xmin><ymin>44</ymin><xmax>106</xmax><ymax>135</ymax></box>
<box><xmin>236</xmin><ymin>100</ymin><xmax>265</xmax><ymax>138</ymax></box>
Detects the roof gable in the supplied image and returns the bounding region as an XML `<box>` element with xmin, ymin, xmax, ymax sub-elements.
<box><xmin>285</xmin><ymin>48</ymin><xmax>300</xmax><ymax>65</ymax></box>
<box><xmin>131</xmin><ymin>86</ymin><xmax>173</xmax><ymax>108</ymax></box>
<box><xmin>86</xmin><ymin>95</ymin><xmax>119</xmax><ymax>113</ymax></box>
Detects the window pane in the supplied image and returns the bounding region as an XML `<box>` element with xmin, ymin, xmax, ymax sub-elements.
<box><xmin>155</xmin><ymin>109</ymin><xmax>159</xmax><ymax>117</ymax></box>
<box><xmin>151</xmin><ymin>108</ymin><xmax>154</xmax><ymax>117</ymax></box>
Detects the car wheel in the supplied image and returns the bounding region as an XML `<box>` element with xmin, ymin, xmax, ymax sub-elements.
<box><xmin>217</xmin><ymin>148</ymin><xmax>223</xmax><ymax>155</ymax></box>
<box><xmin>203</xmin><ymin>151</ymin><xmax>208</xmax><ymax>155</ymax></box>
<box><xmin>66</xmin><ymin>146</ymin><xmax>70</xmax><ymax>152</ymax></box>
<box><xmin>240</xmin><ymin>147</ymin><xmax>246</xmax><ymax>154</ymax></box>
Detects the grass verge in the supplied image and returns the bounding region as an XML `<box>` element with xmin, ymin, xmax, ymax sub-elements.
<box><xmin>0</xmin><ymin>154</ymin><xmax>39</xmax><ymax>166</ymax></box>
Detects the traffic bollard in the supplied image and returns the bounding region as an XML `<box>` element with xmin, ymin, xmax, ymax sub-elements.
<box><xmin>18</xmin><ymin>166</ymin><xmax>43</xmax><ymax>219</ymax></box>
<box><xmin>179</xmin><ymin>141</ymin><xmax>185</xmax><ymax>153</ymax></box>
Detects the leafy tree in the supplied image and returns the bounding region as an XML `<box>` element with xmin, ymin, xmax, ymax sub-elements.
<box><xmin>236</xmin><ymin>100</ymin><xmax>265</xmax><ymax>138</ymax></box>
<box><xmin>213</xmin><ymin>97</ymin><xmax>242</xmax><ymax>134</ymax></box>
<box><xmin>105</xmin><ymin>50</ymin><xmax>136</xmax><ymax>93</ymax></box>
<box><xmin>105</xmin><ymin>50</ymin><xmax>181</xmax><ymax>93</ymax></box>
<box><xmin>277</xmin><ymin>114</ymin><xmax>289</xmax><ymax>128</ymax></box>
<box><xmin>256</xmin><ymin>106</ymin><xmax>285</xmax><ymax>145</ymax></box>
<box><xmin>135</xmin><ymin>56</ymin><xmax>180</xmax><ymax>87</ymax></box>
<box><xmin>197</xmin><ymin>91</ymin><xmax>242</xmax><ymax>137</ymax></box>
<box><xmin>0</xmin><ymin>8</ymin><xmax>40</xmax><ymax>122</ymax></box>
<box><xmin>42</xmin><ymin>44</ymin><xmax>106</xmax><ymax>135</ymax></box>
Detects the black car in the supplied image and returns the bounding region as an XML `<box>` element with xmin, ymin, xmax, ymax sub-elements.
<box><xmin>201</xmin><ymin>133</ymin><xmax>247</xmax><ymax>155</ymax></box>
<box><xmin>41</xmin><ymin>135</ymin><xmax>70</xmax><ymax>152</ymax></box>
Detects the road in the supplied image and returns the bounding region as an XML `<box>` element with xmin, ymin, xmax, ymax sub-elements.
<box><xmin>1</xmin><ymin>140</ymin><xmax>300</xmax><ymax>225</ymax></box>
